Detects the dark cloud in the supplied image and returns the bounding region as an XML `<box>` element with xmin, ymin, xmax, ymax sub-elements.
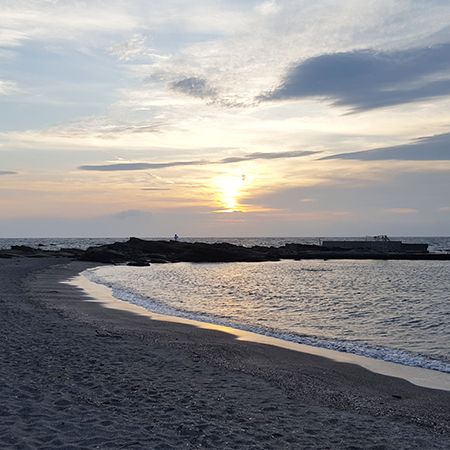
<box><xmin>78</xmin><ymin>150</ymin><xmax>317</xmax><ymax>172</ymax></box>
<box><xmin>320</xmin><ymin>132</ymin><xmax>450</xmax><ymax>161</ymax></box>
<box><xmin>260</xmin><ymin>45</ymin><xmax>450</xmax><ymax>112</ymax></box>
<box><xmin>219</xmin><ymin>150</ymin><xmax>316</xmax><ymax>163</ymax></box>
<box><xmin>78</xmin><ymin>161</ymin><xmax>206</xmax><ymax>171</ymax></box>
<box><xmin>170</xmin><ymin>77</ymin><xmax>218</xmax><ymax>100</ymax></box>
<box><xmin>0</xmin><ymin>171</ymin><xmax>18</xmax><ymax>175</ymax></box>
<box><xmin>169</xmin><ymin>77</ymin><xmax>254</xmax><ymax>108</ymax></box>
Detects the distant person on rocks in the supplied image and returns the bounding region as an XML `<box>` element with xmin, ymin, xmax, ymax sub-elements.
<box><xmin>174</xmin><ymin>234</ymin><xmax>178</xmax><ymax>242</ymax></box>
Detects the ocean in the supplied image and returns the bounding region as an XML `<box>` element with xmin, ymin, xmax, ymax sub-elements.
<box><xmin>2</xmin><ymin>236</ymin><xmax>450</xmax><ymax>374</ymax></box>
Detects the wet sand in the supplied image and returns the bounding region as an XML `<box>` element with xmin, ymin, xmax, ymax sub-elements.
<box><xmin>2</xmin><ymin>258</ymin><xmax>450</xmax><ymax>449</ymax></box>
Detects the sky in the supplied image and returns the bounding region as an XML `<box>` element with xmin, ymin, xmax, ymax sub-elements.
<box><xmin>1</xmin><ymin>0</ymin><xmax>450</xmax><ymax>238</ymax></box>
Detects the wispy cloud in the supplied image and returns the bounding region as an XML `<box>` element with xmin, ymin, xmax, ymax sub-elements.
<box><xmin>319</xmin><ymin>132</ymin><xmax>450</xmax><ymax>161</ymax></box>
<box><xmin>219</xmin><ymin>150</ymin><xmax>316</xmax><ymax>164</ymax></box>
<box><xmin>168</xmin><ymin>76</ymin><xmax>258</xmax><ymax>108</ymax></box>
<box><xmin>142</xmin><ymin>188</ymin><xmax>171</xmax><ymax>191</ymax></box>
<box><xmin>0</xmin><ymin>80</ymin><xmax>19</xmax><ymax>95</ymax></box>
<box><xmin>170</xmin><ymin>77</ymin><xmax>219</xmax><ymax>100</ymax></box>
<box><xmin>383</xmin><ymin>208</ymin><xmax>418</xmax><ymax>214</ymax></box>
<box><xmin>4</xmin><ymin>1</ymin><xmax>450</xmax><ymax>237</ymax></box>
<box><xmin>78</xmin><ymin>150</ymin><xmax>317</xmax><ymax>171</ymax></box>
<box><xmin>260</xmin><ymin>45</ymin><xmax>450</xmax><ymax>112</ymax></box>
<box><xmin>47</xmin><ymin>122</ymin><xmax>162</xmax><ymax>139</ymax></box>
<box><xmin>78</xmin><ymin>161</ymin><xmax>207</xmax><ymax>171</ymax></box>
<box><xmin>1</xmin><ymin>1</ymin><xmax>138</xmax><ymax>47</ymax></box>
<box><xmin>109</xmin><ymin>34</ymin><xmax>151</xmax><ymax>61</ymax></box>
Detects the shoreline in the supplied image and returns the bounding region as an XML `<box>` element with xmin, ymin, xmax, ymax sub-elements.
<box><xmin>2</xmin><ymin>257</ymin><xmax>450</xmax><ymax>448</ymax></box>
<box><xmin>71</xmin><ymin>269</ymin><xmax>450</xmax><ymax>392</ymax></box>
<box><xmin>26</xmin><ymin>261</ymin><xmax>450</xmax><ymax>436</ymax></box>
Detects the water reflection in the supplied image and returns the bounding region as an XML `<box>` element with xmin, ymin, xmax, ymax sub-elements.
<box><xmin>85</xmin><ymin>258</ymin><xmax>450</xmax><ymax>371</ymax></box>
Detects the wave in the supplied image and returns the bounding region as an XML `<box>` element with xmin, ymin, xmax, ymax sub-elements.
<box><xmin>82</xmin><ymin>269</ymin><xmax>450</xmax><ymax>375</ymax></box>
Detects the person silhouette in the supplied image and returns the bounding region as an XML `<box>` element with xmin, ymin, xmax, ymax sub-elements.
<box><xmin>174</xmin><ymin>234</ymin><xmax>178</xmax><ymax>242</ymax></box>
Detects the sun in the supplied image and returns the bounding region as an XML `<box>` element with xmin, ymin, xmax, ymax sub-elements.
<box><xmin>213</xmin><ymin>172</ymin><xmax>252</xmax><ymax>213</ymax></box>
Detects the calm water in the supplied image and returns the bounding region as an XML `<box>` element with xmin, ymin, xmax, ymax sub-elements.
<box><xmin>3</xmin><ymin>236</ymin><xmax>450</xmax><ymax>373</ymax></box>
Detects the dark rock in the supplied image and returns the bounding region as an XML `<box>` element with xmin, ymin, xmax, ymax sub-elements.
<box><xmin>10</xmin><ymin>245</ymin><xmax>38</xmax><ymax>254</ymax></box>
<box><xmin>59</xmin><ymin>248</ymin><xmax>85</xmax><ymax>258</ymax></box>
<box><xmin>80</xmin><ymin>238</ymin><xmax>273</xmax><ymax>264</ymax></box>
<box><xmin>266</xmin><ymin>243</ymin><xmax>326</xmax><ymax>259</ymax></box>
<box><xmin>175</xmin><ymin>242</ymin><xmax>269</xmax><ymax>263</ymax></box>
<box><xmin>81</xmin><ymin>247</ymin><xmax>130</xmax><ymax>264</ymax></box>
<box><xmin>127</xmin><ymin>261</ymin><xmax>150</xmax><ymax>267</ymax></box>
<box><xmin>2</xmin><ymin>237</ymin><xmax>447</xmax><ymax>263</ymax></box>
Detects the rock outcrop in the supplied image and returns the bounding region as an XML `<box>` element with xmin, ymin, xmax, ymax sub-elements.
<box><xmin>80</xmin><ymin>238</ymin><xmax>279</xmax><ymax>264</ymax></box>
<box><xmin>0</xmin><ymin>237</ymin><xmax>445</xmax><ymax>263</ymax></box>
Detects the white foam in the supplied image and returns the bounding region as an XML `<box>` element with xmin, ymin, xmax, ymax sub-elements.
<box><xmin>71</xmin><ymin>271</ymin><xmax>450</xmax><ymax>391</ymax></box>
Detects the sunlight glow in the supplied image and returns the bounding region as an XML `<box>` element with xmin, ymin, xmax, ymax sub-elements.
<box><xmin>213</xmin><ymin>171</ymin><xmax>253</xmax><ymax>213</ymax></box>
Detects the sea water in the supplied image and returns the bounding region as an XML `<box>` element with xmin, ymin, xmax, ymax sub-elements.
<box><xmin>81</xmin><ymin>237</ymin><xmax>450</xmax><ymax>374</ymax></box>
<box><xmin>2</xmin><ymin>236</ymin><xmax>450</xmax><ymax>374</ymax></box>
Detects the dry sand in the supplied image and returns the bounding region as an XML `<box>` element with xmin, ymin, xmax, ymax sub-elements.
<box><xmin>1</xmin><ymin>257</ymin><xmax>450</xmax><ymax>449</ymax></box>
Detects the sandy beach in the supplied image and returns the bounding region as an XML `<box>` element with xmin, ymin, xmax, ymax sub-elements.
<box><xmin>2</xmin><ymin>258</ymin><xmax>450</xmax><ymax>449</ymax></box>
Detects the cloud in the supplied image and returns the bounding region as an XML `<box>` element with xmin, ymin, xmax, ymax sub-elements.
<box><xmin>1</xmin><ymin>1</ymin><xmax>139</xmax><ymax>47</ymax></box>
<box><xmin>110</xmin><ymin>209</ymin><xmax>151</xmax><ymax>220</ymax></box>
<box><xmin>246</xmin><ymin>169</ymin><xmax>450</xmax><ymax>218</ymax></box>
<box><xmin>168</xmin><ymin>76</ymin><xmax>258</xmax><ymax>108</ymax></box>
<box><xmin>0</xmin><ymin>80</ymin><xmax>19</xmax><ymax>95</ymax></box>
<box><xmin>320</xmin><ymin>132</ymin><xmax>450</xmax><ymax>161</ymax></box>
<box><xmin>142</xmin><ymin>188</ymin><xmax>171</xmax><ymax>191</ymax></box>
<box><xmin>170</xmin><ymin>77</ymin><xmax>219</xmax><ymax>100</ymax></box>
<box><xmin>78</xmin><ymin>161</ymin><xmax>206</xmax><ymax>171</ymax></box>
<box><xmin>51</xmin><ymin>123</ymin><xmax>162</xmax><ymax>139</ymax></box>
<box><xmin>383</xmin><ymin>208</ymin><xmax>418</xmax><ymax>214</ymax></box>
<box><xmin>78</xmin><ymin>150</ymin><xmax>318</xmax><ymax>171</ymax></box>
<box><xmin>219</xmin><ymin>150</ymin><xmax>316</xmax><ymax>163</ymax></box>
<box><xmin>260</xmin><ymin>44</ymin><xmax>450</xmax><ymax>112</ymax></box>
<box><xmin>0</xmin><ymin>171</ymin><xmax>18</xmax><ymax>175</ymax></box>
<box><xmin>109</xmin><ymin>34</ymin><xmax>151</xmax><ymax>61</ymax></box>
<box><xmin>255</xmin><ymin>1</ymin><xmax>281</xmax><ymax>16</ymax></box>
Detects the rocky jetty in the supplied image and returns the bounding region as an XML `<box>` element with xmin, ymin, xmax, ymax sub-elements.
<box><xmin>0</xmin><ymin>245</ymin><xmax>84</xmax><ymax>259</ymax></box>
<box><xmin>1</xmin><ymin>237</ymin><xmax>448</xmax><ymax>264</ymax></box>
<box><xmin>80</xmin><ymin>238</ymin><xmax>279</xmax><ymax>264</ymax></box>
